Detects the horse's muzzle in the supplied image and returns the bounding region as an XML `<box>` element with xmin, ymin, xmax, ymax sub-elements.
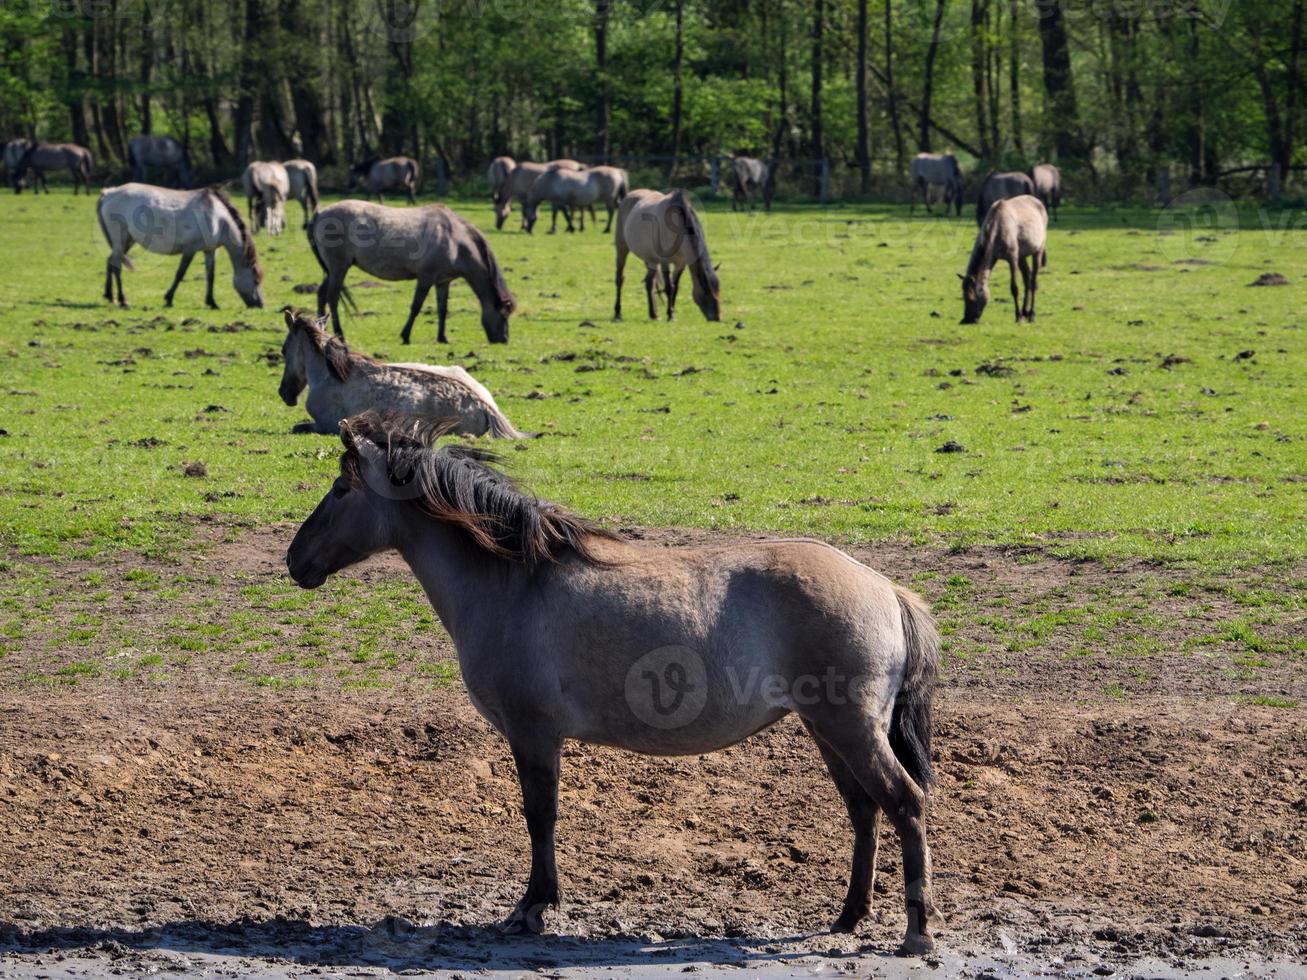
<box><xmin>285</xmin><ymin>550</ymin><xmax>326</xmax><ymax>590</ymax></box>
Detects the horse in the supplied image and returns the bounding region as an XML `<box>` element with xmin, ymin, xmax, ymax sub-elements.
<box><xmin>492</xmin><ymin>159</ymin><xmax>587</xmax><ymax>231</ymax></box>
<box><xmin>284</xmin><ymin>159</ymin><xmax>320</xmax><ymax>228</ymax></box>
<box><xmin>975</xmin><ymin>170</ymin><xmax>1035</xmax><ymax>225</ymax></box>
<box><xmin>277</xmin><ymin>307</ymin><xmax>527</xmax><ymax>437</ymax></box>
<box><xmin>287</xmin><ymin>411</ymin><xmax>941</xmax><ymax>954</ymax></box>
<box><xmin>959</xmin><ymin>194</ymin><xmax>1047</xmax><ymax>324</ymax></box>
<box><xmin>909</xmin><ymin>153</ymin><xmax>962</xmax><ymax>216</ymax></box>
<box><xmin>242</xmin><ymin>161</ymin><xmax>290</xmax><ymax>235</ymax></box>
<box><xmin>488</xmin><ymin>156</ymin><xmax>515</xmax><ymax>222</ymax></box>
<box><xmin>523</xmin><ymin>167</ymin><xmax>621</xmax><ymax>234</ymax></box>
<box><xmin>10</xmin><ymin>142</ymin><xmax>93</xmax><ymax>194</ymax></box>
<box><xmin>349</xmin><ymin>156</ymin><xmax>420</xmax><ymax>205</ymax></box>
<box><xmin>1029</xmin><ymin>163</ymin><xmax>1062</xmax><ymax>222</ymax></box>
<box><xmin>127</xmin><ymin>135</ymin><xmax>192</xmax><ymax>188</ymax></box>
<box><xmin>583</xmin><ymin>165</ymin><xmax>629</xmax><ymax>232</ymax></box>
<box><xmin>2</xmin><ymin>139</ymin><xmax>30</xmax><ymax>180</ymax></box>
<box><xmin>730</xmin><ymin>156</ymin><xmax>771</xmax><ymax>212</ymax></box>
<box><xmin>308</xmin><ymin>201</ymin><xmax>515</xmax><ymax>344</ymax></box>
<box><xmin>614</xmin><ymin>189</ymin><xmax>720</xmax><ymax>322</ymax></box>
<box><xmin>96</xmin><ymin>183</ymin><xmax>265</xmax><ymax>310</ymax></box>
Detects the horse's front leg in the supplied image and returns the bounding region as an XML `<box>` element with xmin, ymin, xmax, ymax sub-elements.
<box><xmin>502</xmin><ymin>737</ymin><xmax>562</xmax><ymax>934</ymax></box>
<box><xmin>164</xmin><ymin>252</ymin><xmax>196</xmax><ymax>307</ymax></box>
<box><xmin>435</xmin><ymin>282</ymin><xmax>450</xmax><ymax>344</ymax></box>
<box><xmin>663</xmin><ymin>265</ymin><xmax>676</xmax><ymax>321</ymax></box>
<box><xmin>614</xmin><ymin>244</ymin><xmax>628</xmax><ymax>321</ymax></box>
<box><xmin>1009</xmin><ymin>257</ymin><xmax>1022</xmax><ymax>323</ymax></box>
<box><xmin>399</xmin><ymin>281</ymin><xmax>433</xmax><ymax>345</ymax></box>
<box><xmin>644</xmin><ymin>267</ymin><xmax>658</xmax><ymax>320</ymax></box>
<box><xmin>669</xmin><ymin>266</ymin><xmax>684</xmax><ymax>320</ymax></box>
<box><xmin>203</xmin><ymin>251</ymin><xmax>218</xmax><ymax>309</ymax></box>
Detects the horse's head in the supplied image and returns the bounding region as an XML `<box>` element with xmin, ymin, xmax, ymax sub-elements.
<box><xmin>286</xmin><ymin>417</ymin><xmax>406</xmax><ymax>589</ymax></box>
<box><xmin>959</xmin><ymin>273</ymin><xmax>987</xmax><ymax>324</ymax></box>
<box><xmin>234</xmin><ymin>260</ymin><xmax>265</xmax><ymax>308</ymax></box>
<box><xmin>481</xmin><ymin>301</ymin><xmax>511</xmax><ymax>344</ymax></box>
<box><xmin>279</xmin><ymin>307</ymin><xmax>321</xmax><ymax>405</ymax></box>
<box><xmin>493</xmin><ymin>192</ymin><xmax>511</xmax><ymax>230</ymax></box>
<box><xmin>348</xmin><ymin>158</ymin><xmax>375</xmax><ymax>189</ymax></box>
<box><xmin>692</xmin><ymin>261</ymin><xmax>721</xmax><ymax>322</ymax></box>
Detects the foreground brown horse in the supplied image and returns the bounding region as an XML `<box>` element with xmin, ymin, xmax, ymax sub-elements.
<box><xmin>287</xmin><ymin>412</ymin><xmax>940</xmax><ymax>953</ymax></box>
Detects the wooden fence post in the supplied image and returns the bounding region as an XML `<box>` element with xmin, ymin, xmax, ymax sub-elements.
<box><xmin>819</xmin><ymin>158</ymin><xmax>830</xmax><ymax>203</ymax></box>
<box><xmin>709</xmin><ymin>157</ymin><xmax>719</xmax><ymax>196</ymax></box>
<box><xmin>436</xmin><ymin>157</ymin><xmax>447</xmax><ymax>196</ymax></box>
<box><xmin>1157</xmin><ymin>169</ymin><xmax>1170</xmax><ymax>207</ymax></box>
<box><xmin>1269</xmin><ymin>162</ymin><xmax>1282</xmax><ymax>201</ymax></box>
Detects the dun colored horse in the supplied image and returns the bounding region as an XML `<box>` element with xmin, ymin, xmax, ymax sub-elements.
<box><xmin>10</xmin><ymin>142</ymin><xmax>92</xmax><ymax>194</ymax></box>
<box><xmin>909</xmin><ymin>153</ymin><xmax>962</xmax><ymax>215</ymax></box>
<box><xmin>350</xmin><ymin>156</ymin><xmax>420</xmax><ymax>205</ymax></box>
<box><xmin>975</xmin><ymin>170</ymin><xmax>1035</xmax><ymax>225</ymax></box>
<box><xmin>730</xmin><ymin>156</ymin><xmax>771</xmax><ymax>212</ymax></box>
<box><xmin>287</xmin><ymin>411</ymin><xmax>940</xmax><ymax>954</ymax></box>
<box><xmin>285</xmin><ymin>159</ymin><xmax>320</xmax><ymax>228</ymax></box>
<box><xmin>491</xmin><ymin>158</ymin><xmax>586</xmax><ymax>230</ymax></box>
<box><xmin>614</xmin><ymin>189</ymin><xmax>720</xmax><ymax>322</ymax></box>
<box><xmin>1029</xmin><ymin>164</ymin><xmax>1062</xmax><ymax>221</ymax></box>
<box><xmin>308</xmin><ymin>201</ymin><xmax>515</xmax><ymax>344</ymax></box>
<box><xmin>96</xmin><ymin>183</ymin><xmax>264</xmax><ymax>309</ymax></box>
<box><xmin>242</xmin><ymin>161</ymin><xmax>290</xmax><ymax>235</ymax></box>
<box><xmin>960</xmin><ymin>194</ymin><xmax>1047</xmax><ymax>324</ymax></box>
<box><xmin>128</xmin><ymin>135</ymin><xmax>192</xmax><ymax>188</ymax></box>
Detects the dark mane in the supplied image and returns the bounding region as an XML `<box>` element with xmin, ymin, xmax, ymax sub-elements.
<box><xmin>209</xmin><ymin>186</ymin><xmax>263</xmax><ymax>281</ymax></box>
<box><xmin>351</xmin><ymin>156</ymin><xmax>380</xmax><ymax>175</ymax></box>
<box><xmin>339</xmin><ymin>412</ymin><xmax>617</xmax><ymax>568</ymax></box>
<box><xmin>284</xmin><ymin>306</ymin><xmax>364</xmax><ymax>381</ymax></box>
<box><xmin>669</xmin><ymin>190</ymin><xmax>718</xmax><ymax>294</ymax></box>
<box><xmin>467</xmin><ymin>220</ymin><xmax>517</xmax><ymax>314</ymax></box>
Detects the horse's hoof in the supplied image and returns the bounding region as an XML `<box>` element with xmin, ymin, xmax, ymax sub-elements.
<box><xmin>830</xmin><ymin>911</ymin><xmax>865</xmax><ymax>934</ymax></box>
<box><xmin>896</xmin><ymin>933</ymin><xmax>935</xmax><ymax>957</ymax></box>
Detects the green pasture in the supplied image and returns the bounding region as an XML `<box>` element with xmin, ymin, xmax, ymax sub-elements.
<box><xmin>0</xmin><ymin>191</ymin><xmax>1304</xmax><ymax>566</ymax></box>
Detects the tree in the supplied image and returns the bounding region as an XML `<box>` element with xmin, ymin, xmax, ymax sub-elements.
<box><xmin>1035</xmin><ymin>0</ymin><xmax>1083</xmax><ymax>160</ymax></box>
<box><xmin>856</xmin><ymin>0</ymin><xmax>871</xmax><ymax>192</ymax></box>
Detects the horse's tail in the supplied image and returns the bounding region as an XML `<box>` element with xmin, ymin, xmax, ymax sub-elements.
<box><xmin>305</xmin><ymin>172</ymin><xmax>319</xmax><ymax>212</ymax></box>
<box><xmin>889</xmin><ymin>585</ymin><xmax>939</xmax><ymax>792</ymax></box>
<box><xmin>617</xmin><ymin>169</ymin><xmax>629</xmax><ymax>203</ymax></box>
<box><xmin>485</xmin><ymin>403</ymin><xmax>531</xmax><ymax>439</ymax></box>
<box><xmin>305</xmin><ymin>213</ymin><xmax>356</xmax><ymax>313</ymax></box>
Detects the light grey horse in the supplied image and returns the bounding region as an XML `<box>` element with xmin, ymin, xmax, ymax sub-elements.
<box><xmin>1029</xmin><ymin>163</ymin><xmax>1062</xmax><ymax>222</ymax></box>
<box><xmin>909</xmin><ymin>153</ymin><xmax>962</xmax><ymax>216</ymax></box>
<box><xmin>960</xmin><ymin>194</ymin><xmax>1047</xmax><ymax>324</ymax></box>
<box><xmin>97</xmin><ymin>183</ymin><xmax>265</xmax><ymax>309</ymax></box>
<box><xmin>583</xmin><ymin>165</ymin><xmax>629</xmax><ymax>232</ymax></box>
<box><xmin>128</xmin><ymin>135</ymin><xmax>192</xmax><ymax>188</ymax></box>
<box><xmin>308</xmin><ymin>201</ymin><xmax>515</xmax><ymax>344</ymax></box>
<box><xmin>278</xmin><ymin>307</ymin><xmax>527</xmax><ymax>437</ymax></box>
<box><xmin>488</xmin><ymin>155</ymin><xmax>514</xmax><ymax>217</ymax></box>
<box><xmin>242</xmin><ymin>161</ymin><xmax>290</xmax><ymax>235</ymax></box>
<box><xmin>975</xmin><ymin>170</ymin><xmax>1035</xmax><ymax>225</ymax></box>
<box><xmin>730</xmin><ymin>156</ymin><xmax>771</xmax><ymax>212</ymax></box>
<box><xmin>614</xmin><ymin>189</ymin><xmax>720</xmax><ymax>322</ymax></box>
<box><xmin>492</xmin><ymin>159</ymin><xmax>587</xmax><ymax>231</ymax></box>
<box><xmin>524</xmin><ymin>167</ymin><xmax>625</xmax><ymax>234</ymax></box>
<box><xmin>285</xmin><ymin>159</ymin><xmax>319</xmax><ymax>228</ymax></box>
<box><xmin>349</xmin><ymin>155</ymin><xmax>420</xmax><ymax>205</ymax></box>
<box><xmin>11</xmin><ymin>142</ymin><xmax>93</xmax><ymax>194</ymax></box>
<box><xmin>288</xmin><ymin>411</ymin><xmax>941</xmax><ymax>953</ymax></box>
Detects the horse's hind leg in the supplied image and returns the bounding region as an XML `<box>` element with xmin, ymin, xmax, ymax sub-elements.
<box><xmin>644</xmin><ymin>267</ymin><xmax>658</xmax><ymax>320</ymax></box>
<box><xmin>662</xmin><ymin>265</ymin><xmax>676</xmax><ymax>321</ymax></box>
<box><xmin>1026</xmin><ymin>257</ymin><xmax>1039</xmax><ymax>322</ymax></box>
<box><xmin>435</xmin><ymin>282</ymin><xmax>450</xmax><ymax>344</ymax></box>
<box><xmin>203</xmin><ymin>251</ymin><xmax>218</xmax><ymax>309</ymax></box>
<box><xmin>502</xmin><ymin>736</ymin><xmax>563</xmax><ymax>934</ymax></box>
<box><xmin>802</xmin><ymin>720</ymin><xmax>881</xmax><ymax>933</ymax></box>
<box><xmin>399</xmin><ymin>281</ymin><xmax>433</xmax><ymax>345</ymax></box>
<box><xmin>164</xmin><ymin>252</ymin><xmax>196</xmax><ymax>307</ymax></box>
<box><xmin>1009</xmin><ymin>257</ymin><xmax>1023</xmax><ymax>323</ymax></box>
<box><xmin>669</xmin><ymin>266</ymin><xmax>684</xmax><ymax>320</ymax></box>
<box><xmin>613</xmin><ymin>242</ymin><xmax>628</xmax><ymax>321</ymax></box>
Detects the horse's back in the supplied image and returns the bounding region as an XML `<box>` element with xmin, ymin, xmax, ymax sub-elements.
<box><xmin>989</xmin><ymin>194</ymin><xmax>1047</xmax><ymax>254</ymax></box>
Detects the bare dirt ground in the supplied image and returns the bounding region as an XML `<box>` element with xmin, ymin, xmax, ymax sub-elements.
<box><xmin>0</xmin><ymin>527</ymin><xmax>1304</xmax><ymax>977</ymax></box>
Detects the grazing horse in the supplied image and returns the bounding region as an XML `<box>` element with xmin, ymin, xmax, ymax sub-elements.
<box><xmin>583</xmin><ymin>165</ymin><xmax>629</xmax><ymax>232</ymax></box>
<box><xmin>909</xmin><ymin>153</ymin><xmax>962</xmax><ymax>216</ymax></box>
<box><xmin>277</xmin><ymin>308</ymin><xmax>527</xmax><ymax>437</ymax></box>
<box><xmin>1030</xmin><ymin>163</ymin><xmax>1062</xmax><ymax>222</ymax></box>
<box><xmin>487</xmin><ymin>155</ymin><xmax>515</xmax><ymax>222</ymax></box>
<box><xmin>492</xmin><ymin>159</ymin><xmax>587</xmax><ymax>231</ymax></box>
<box><xmin>128</xmin><ymin>135</ymin><xmax>192</xmax><ymax>188</ymax></box>
<box><xmin>349</xmin><ymin>156</ymin><xmax>420</xmax><ymax>205</ymax></box>
<box><xmin>730</xmin><ymin>156</ymin><xmax>771</xmax><ymax>212</ymax></box>
<box><xmin>976</xmin><ymin>170</ymin><xmax>1035</xmax><ymax>225</ymax></box>
<box><xmin>3</xmin><ymin>139</ymin><xmax>30</xmax><ymax>179</ymax></box>
<box><xmin>242</xmin><ymin>161</ymin><xmax>291</xmax><ymax>235</ymax></box>
<box><xmin>959</xmin><ymin>194</ymin><xmax>1047</xmax><ymax>324</ymax></box>
<box><xmin>614</xmin><ymin>189</ymin><xmax>720</xmax><ymax>322</ymax></box>
<box><xmin>11</xmin><ymin>142</ymin><xmax>93</xmax><ymax>194</ymax></box>
<box><xmin>523</xmin><ymin>167</ymin><xmax>625</xmax><ymax>234</ymax></box>
<box><xmin>96</xmin><ymin>183</ymin><xmax>264</xmax><ymax>310</ymax></box>
<box><xmin>284</xmin><ymin>159</ymin><xmax>319</xmax><ymax>228</ymax></box>
<box><xmin>288</xmin><ymin>412</ymin><xmax>941</xmax><ymax>954</ymax></box>
<box><xmin>308</xmin><ymin>201</ymin><xmax>515</xmax><ymax>344</ymax></box>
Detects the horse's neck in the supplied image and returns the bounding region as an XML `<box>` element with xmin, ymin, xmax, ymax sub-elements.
<box><xmin>967</xmin><ymin>221</ymin><xmax>1000</xmax><ymax>282</ymax></box>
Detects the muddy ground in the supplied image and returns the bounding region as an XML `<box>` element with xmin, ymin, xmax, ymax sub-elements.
<box><xmin>0</xmin><ymin>528</ymin><xmax>1304</xmax><ymax>977</ymax></box>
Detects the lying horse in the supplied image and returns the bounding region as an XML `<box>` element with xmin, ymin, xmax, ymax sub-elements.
<box><xmin>308</xmin><ymin>201</ymin><xmax>515</xmax><ymax>344</ymax></box>
<box><xmin>1029</xmin><ymin>163</ymin><xmax>1062</xmax><ymax>222</ymax></box>
<box><xmin>128</xmin><ymin>134</ymin><xmax>192</xmax><ymax>188</ymax></box>
<box><xmin>492</xmin><ymin>159</ymin><xmax>586</xmax><ymax>231</ymax></box>
<box><xmin>242</xmin><ymin>160</ymin><xmax>290</xmax><ymax>235</ymax></box>
<box><xmin>730</xmin><ymin>156</ymin><xmax>771</xmax><ymax>212</ymax></box>
<box><xmin>909</xmin><ymin>153</ymin><xmax>962</xmax><ymax>216</ymax></box>
<box><xmin>96</xmin><ymin>183</ymin><xmax>264</xmax><ymax>309</ymax></box>
<box><xmin>288</xmin><ymin>411</ymin><xmax>941</xmax><ymax>953</ymax></box>
<box><xmin>284</xmin><ymin>159</ymin><xmax>319</xmax><ymax>228</ymax></box>
<box><xmin>960</xmin><ymin>194</ymin><xmax>1047</xmax><ymax>324</ymax></box>
<box><xmin>975</xmin><ymin>170</ymin><xmax>1034</xmax><ymax>225</ymax></box>
<box><xmin>11</xmin><ymin>142</ymin><xmax>93</xmax><ymax>194</ymax></box>
<box><xmin>614</xmin><ymin>189</ymin><xmax>720</xmax><ymax>322</ymax></box>
<box><xmin>277</xmin><ymin>308</ymin><xmax>527</xmax><ymax>437</ymax></box>
<box><xmin>350</xmin><ymin>155</ymin><xmax>420</xmax><ymax>205</ymax></box>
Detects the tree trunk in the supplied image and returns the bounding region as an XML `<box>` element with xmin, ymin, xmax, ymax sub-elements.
<box><xmin>771</xmin><ymin>0</ymin><xmax>789</xmax><ymax>166</ymax></box>
<box><xmin>1284</xmin><ymin>0</ymin><xmax>1304</xmax><ymax>179</ymax></box>
<box><xmin>810</xmin><ymin>0</ymin><xmax>823</xmax><ymax>194</ymax></box>
<box><xmin>668</xmin><ymin>0</ymin><xmax>685</xmax><ymax>184</ymax></box>
<box><xmin>919</xmin><ymin>0</ymin><xmax>948</xmax><ymax>152</ymax></box>
<box><xmin>884</xmin><ymin>0</ymin><xmax>903</xmax><ymax>173</ymax></box>
<box><xmin>594</xmin><ymin>0</ymin><xmax>610</xmax><ymax>162</ymax></box>
<box><xmin>856</xmin><ymin>0</ymin><xmax>871</xmax><ymax>192</ymax></box>
<box><xmin>233</xmin><ymin>0</ymin><xmax>262</xmax><ymax>166</ymax></box>
<box><xmin>283</xmin><ymin>0</ymin><xmax>330</xmax><ymax>162</ymax></box>
<box><xmin>139</xmin><ymin>0</ymin><xmax>153</xmax><ymax>134</ymax></box>
<box><xmin>971</xmin><ymin>0</ymin><xmax>991</xmax><ymax>160</ymax></box>
<box><xmin>381</xmin><ymin>0</ymin><xmax>417</xmax><ymax>156</ymax></box>
<box><xmin>1036</xmin><ymin>0</ymin><xmax>1083</xmax><ymax>160</ymax></box>
<box><xmin>1009</xmin><ymin>0</ymin><xmax>1022</xmax><ymax>152</ymax></box>
<box><xmin>62</xmin><ymin>25</ymin><xmax>89</xmax><ymax>150</ymax></box>
<box><xmin>83</xmin><ymin>23</ymin><xmax>110</xmax><ymax>161</ymax></box>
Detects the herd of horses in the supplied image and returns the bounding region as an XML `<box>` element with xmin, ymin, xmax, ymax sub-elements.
<box><xmin>5</xmin><ymin>138</ymin><xmax>1073</xmax><ymax>953</ymax></box>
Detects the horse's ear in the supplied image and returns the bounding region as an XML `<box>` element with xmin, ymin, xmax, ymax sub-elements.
<box><xmin>281</xmin><ymin>305</ymin><xmax>296</xmax><ymax>329</ymax></box>
<box><xmin>713</xmin><ymin>262</ymin><xmax>722</xmax><ymax>272</ymax></box>
<box><xmin>956</xmin><ymin>273</ymin><xmax>964</xmax><ymax>280</ymax></box>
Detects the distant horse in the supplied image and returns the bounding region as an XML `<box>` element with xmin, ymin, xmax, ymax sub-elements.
<box><xmin>128</xmin><ymin>135</ymin><xmax>192</xmax><ymax>188</ymax></box>
<box><xmin>492</xmin><ymin>159</ymin><xmax>587</xmax><ymax>231</ymax></box>
<box><xmin>284</xmin><ymin>159</ymin><xmax>319</xmax><ymax>228</ymax></box>
<box><xmin>730</xmin><ymin>156</ymin><xmax>771</xmax><ymax>212</ymax></box>
<box><xmin>11</xmin><ymin>142</ymin><xmax>93</xmax><ymax>194</ymax></box>
<box><xmin>488</xmin><ymin>155</ymin><xmax>515</xmax><ymax>221</ymax></box>
<box><xmin>308</xmin><ymin>201</ymin><xmax>515</xmax><ymax>344</ymax></box>
<box><xmin>96</xmin><ymin>183</ymin><xmax>264</xmax><ymax>309</ymax></box>
<box><xmin>1029</xmin><ymin>163</ymin><xmax>1062</xmax><ymax>222</ymax></box>
<box><xmin>277</xmin><ymin>307</ymin><xmax>527</xmax><ymax>437</ymax></box>
<box><xmin>523</xmin><ymin>166</ymin><xmax>626</xmax><ymax>234</ymax></box>
<box><xmin>242</xmin><ymin>161</ymin><xmax>290</xmax><ymax>235</ymax></box>
<box><xmin>2</xmin><ymin>139</ymin><xmax>30</xmax><ymax>179</ymax></box>
<box><xmin>350</xmin><ymin>156</ymin><xmax>420</xmax><ymax>205</ymax></box>
<box><xmin>975</xmin><ymin>170</ymin><xmax>1035</xmax><ymax>225</ymax></box>
<box><xmin>614</xmin><ymin>189</ymin><xmax>720</xmax><ymax>322</ymax></box>
<box><xmin>909</xmin><ymin>153</ymin><xmax>962</xmax><ymax>216</ymax></box>
<box><xmin>584</xmin><ymin>165</ymin><xmax>629</xmax><ymax>232</ymax></box>
<box><xmin>288</xmin><ymin>411</ymin><xmax>941</xmax><ymax>954</ymax></box>
<box><xmin>959</xmin><ymin>194</ymin><xmax>1047</xmax><ymax>324</ymax></box>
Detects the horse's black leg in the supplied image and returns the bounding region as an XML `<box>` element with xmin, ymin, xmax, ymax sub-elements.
<box><xmin>204</xmin><ymin>251</ymin><xmax>218</xmax><ymax>310</ymax></box>
<box><xmin>503</xmin><ymin>738</ymin><xmax>562</xmax><ymax>934</ymax></box>
<box><xmin>435</xmin><ymin>282</ymin><xmax>450</xmax><ymax>344</ymax></box>
<box><xmin>1026</xmin><ymin>256</ymin><xmax>1039</xmax><ymax>322</ymax></box>
<box><xmin>801</xmin><ymin>720</ymin><xmax>881</xmax><ymax>933</ymax></box>
<box><xmin>614</xmin><ymin>245</ymin><xmax>627</xmax><ymax>321</ymax></box>
<box><xmin>399</xmin><ymin>281</ymin><xmax>432</xmax><ymax>345</ymax></box>
<box><xmin>644</xmin><ymin>268</ymin><xmax>657</xmax><ymax>320</ymax></box>
<box><xmin>670</xmin><ymin>266</ymin><xmax>684</xmax><ymax>319</ymax></box>
<box><xmin>663</xmin><ymin>266</ymin><xmax>676</xmax><ymax>321</ymax></box>
<box><xmin>1009</xmin><ymin>257</ymin><xmax>1022</xmax><ymax>322</ymax></box>
<box><xmin>604</xmin><ymin>205</ymin><xmax>614</xmax><ymax>235</ymax></box>
<box><xmin>104</xmin><ymin>259</ymin><xmax>114</xmax><ymax>303</ymax></box>
<box><xmin>114</xmin><ymin>262</ymin><xmax>127</xmax><ymax>308</ymax></box>
<box><xmin>164</xmin><ymin>252</ymin><xmax>196</xmax><ymax>307</ymax></box>
<box><xmin>407</xmin><ymin>183</ymin><xmax>416</xmax><ymax>206</ymax></box>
